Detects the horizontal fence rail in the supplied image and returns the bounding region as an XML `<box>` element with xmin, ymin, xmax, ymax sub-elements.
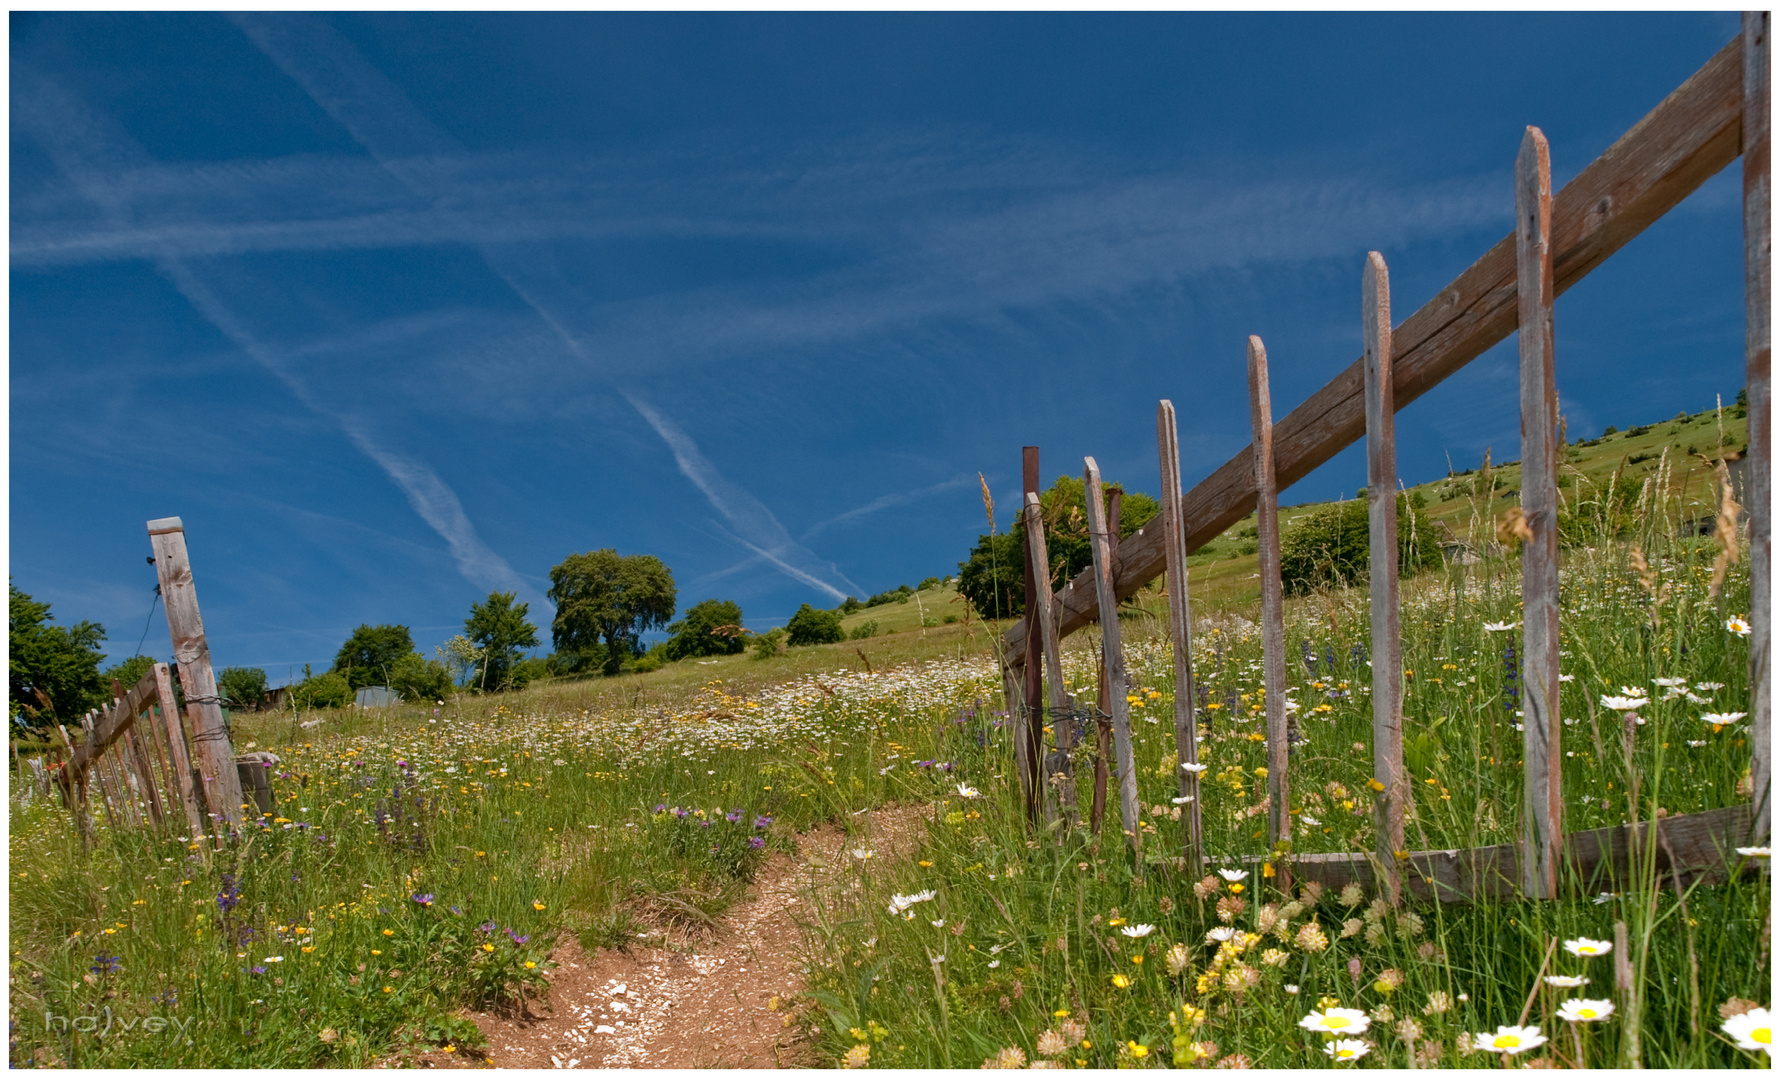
<box><xmin>1000</xmin><ymin>38</ymin><xmax>1746</xmax><ymax>669</ymax></box>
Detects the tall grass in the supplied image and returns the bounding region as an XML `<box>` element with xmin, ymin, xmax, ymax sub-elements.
<box><xmin>7</xmin><ymin>461</ymin><xmax>1765</xmax><ymax>1068</ymax></box>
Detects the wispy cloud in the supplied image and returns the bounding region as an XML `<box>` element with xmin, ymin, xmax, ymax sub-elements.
<box><xmin>229</xmin><ymin>11</ymin><xmax>864</xmax><ymax>603</ymax></box>
<box><xmin>626</xmin><ymin>393</ymin><xmax>860</xmax><ymax>602</ymax></box>
<box><xmin>801</xmin><ymin>473</ymin><xmax>977</xmax><ymax>542</ymax></box>
<box><xmin>10</xmin><ymin>65</ymin><xmax>541</xmax><ymax>612</ymax></box>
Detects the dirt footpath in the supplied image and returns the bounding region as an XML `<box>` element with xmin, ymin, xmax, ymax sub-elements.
<box><xmin>408</xmin><ymin>804</ymin><xmax>931</xmax><ymax>1069</ymax></box>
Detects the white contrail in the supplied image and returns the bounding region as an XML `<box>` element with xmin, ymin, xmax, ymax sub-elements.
<box><xmin>12</xmin><ymin>65</ymin><xmax>538</xmax><ymax>609</ymax></box>
<box><xmin>232</xmin><ymin>11</ymin><xmax>860</xmax><ymax>603</ymax></box>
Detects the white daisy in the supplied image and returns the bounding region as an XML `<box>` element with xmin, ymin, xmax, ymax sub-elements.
<box><xmin>1722</xmin><ymin>1007</ymin><xmax>1771</xmax><ymax>1054</ymax></box>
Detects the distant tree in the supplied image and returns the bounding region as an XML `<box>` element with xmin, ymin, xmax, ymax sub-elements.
<box><xmin>918</xmin><ymin>576</ymin><xmax>942</xmax><ymax>591</ymax></box>
<box><xmin>1279</xmin><ymin>492</ymin><xmax>1442</xmax><ymax>596</ymax></box>
<box><xmin>785</xmin><ymin>603</ymin><xmax>844</xmax><ymax>646</ymax></box>
<box><xmin>216</xmin><ymin>667</ymin><xmax>268</xmax><ymax>709</ymax></box>
<box><xmin>838</xmin><ymin>596</ymin><xmax>862</xmax><ymax>615</ymax></box>
<box><xmin>9</xmin><ymin>584</ymin><xmax>107</xmax><ymax>732</ymax></box>
<box><xmin>387</xmin><ymin>653</ymin><xmax>455</xmax><ymax>704</ymax></box>
<box><xmin>291</xmin><ymin>671</ymin><xmax>351</xmax><ymax>710</ymax></box>
<box><xmin>331</xmin><ymin>624</ymin><xmax>415</xmax><ymax>690</ymax></box>
<box><xmin>465</xmin><ymin>592</ymin><xmax>540</xmax><ymax>692</ymax></box>
<box><xmin>102</xmin><ymin>654</ymin><xmax>156</xmax><ymax>694</ymax></box>
<box><xmin>548</xmin><ymin>550</ymin><xmax>677</xmax><ymax>676</ymax></box>
<box><xmin>664</xmin><ymin>599</ymin><xmax>747</xmax><ymax>661</ymax></box>
<box><xmin>508</xmin><ymin>656</ymin><xmax>550</xmax><ymax>690</ymax></box>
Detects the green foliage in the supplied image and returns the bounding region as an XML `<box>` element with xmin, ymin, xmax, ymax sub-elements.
<box><xmin>387</xmin><ymin>653</ymin><xmax>455</xmax><ymax>703</ymax></box>
<box><xmin>548</xmin><ymin>550</ymin><xmax>677</xmax><ymax>676</ymax></box>
<box><xmin>1278</xmin><ymin>491</ymin><xmax>1442</xmax><ymax>595</ymax></box>
<box><xmin>8</xmin><ymin>584</ymin><xmax>107</xmax><ymax>731</ymax></box>
<box><xmin>216</xmin><ymin>667</ymin><xmax>268</xmax><ymax>708</ymax></box>
<box><xmin>838</xmin><ymin>596</ymin><xmax>862</xmax><ymax>615</ymax></box>
<box><xmin>865</xmin><ymin>585</ymin><xmax>913</xmax><ymax>608</ymax></box>
<box><xmin>331</xmin><ymin>624</ymin><xmax>416</xmax><ymax>690</ymax></box>
<box><xmin>629</xmin><ymin>642</ymin><xmax>670</xmax><ymax>674</ymax></box>
<box><xmin>543</xmin><ymin>646</ymin><xmax>605</xmax><ymax>677</ymax></box>
<box><xmin>664</xmin><ymin>599</ymin><xmax>746</xmax><ymax>661</ymax></box>
<box><xmin>917</xmin><ymin>576</ymin><xmax>942</xmax><ymax>591</ymax></box>
<box><xmin>956</xmin><ymin>475</ymin><xmax>1161</xmax><ymax>619</ymax></box>
<box><xmin>464</xmin><ymin>592</ymin><xmax>541</xmax><ymax>692</ymax></box>
<box><xmin>955</xmin><ymin>530</ymin><xmax>1025</xmax><ymax>619</ymax></box>
<box><xmin>101</xmin><ymin>654</ymin><xmax>156</xmax><ymax>694</ymax></box>
<box><xmin>290</xmin><ymin>670</ymin><xmax>351</xmax><ymax>710</ymax></box>
<box><xmin>785</xmin><ymin>603</ymin><xmax>844</xmax><ymax>646</ymax></box>
<box><xmin>751</xmin><ymin>627</ymin><xmax>785</xmax><ymax>660</ymax></box>
<box><xmin>848</xmin><ymin>620</ymin><xmax>879</xmax><ymax>640</ymax></box>
<box><xmin>507</xmin><ymin>656</ymin><xmax>549</xmax><ymax>690</ymax></box>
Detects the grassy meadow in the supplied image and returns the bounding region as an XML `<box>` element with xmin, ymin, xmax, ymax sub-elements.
<box><xmin>7</xmin><ymin>404</ymin><xmax>1769</xmax><ymax>1069</ymax></box>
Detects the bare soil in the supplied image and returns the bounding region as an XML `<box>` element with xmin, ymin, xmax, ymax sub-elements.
<box><xmin>400</xmin><ymin>804</ymin><xmax>931</xmax><ymax>1069</ymax></box>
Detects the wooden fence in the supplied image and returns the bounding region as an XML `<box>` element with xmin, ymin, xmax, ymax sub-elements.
<box><xmin>42</xmin><ymin>517</ymin><xmax>248</xmax><ymax>842</ymax></box>
<box><xmin>1001</xmin><ymin>16</ymin><xmax>1769</xmax><ymax>904</ymax></box>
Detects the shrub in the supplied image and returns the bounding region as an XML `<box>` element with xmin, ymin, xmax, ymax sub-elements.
<box><xmin>955</xmin><ymin>531</ymin><xmax>1025</xmax><ymax>618</ymax></box>
<box><xmin>290</xmin><ymin>671</ymin><xmax>351</xmax><ymax>710</ymax></box>
<box><xmin>918</xmin><ymin>576</ymin><xmax>942</xmax><ymax>591</ymax></box>
<box><xmin>1278</xmin><ymin>492</ymin><xmax>1442</xmax><ymax>595</ymax></box>
<box><xmin>664</xmin><ymin>599</ymin><xmax>746</xmax><ymax>661</ymax></box>
<box><xmin>1602</xmin><ymin>425</ymin><xmax>1619</xmax><ymax>437</ymax></box>
<box><xmin>786</xmin><ymin>604</ymin><xmax>844</xmax><ymax>646</ymax></box>
<box><xmin>216</xmin><ymin>667</ymin><xmax>268</xmax><ymax>709</ymax></box>
<box><xmin>751</xmin><ymin>628</ymin><xmax>785</xmax><ymax>660</ymax></box>
<box><xmin>388</xmin><ymin>653</ymin><xmax>454</xmax><ymax>703</ymax></box>
<box><xmin>848</xmin><ymin>620</ymin><xmax>879</xmax><ymax>640</ymax></box>
<box><xmin>838</xmin><ymin>597</ymin><xmax>861</xmax><ymax>615</ymax></box>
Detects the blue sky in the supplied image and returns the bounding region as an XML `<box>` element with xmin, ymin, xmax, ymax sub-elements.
<box><xmin>10</xmin><ymin>11</ymin><xmax>1752</xmax><ymax>684</ymax></box>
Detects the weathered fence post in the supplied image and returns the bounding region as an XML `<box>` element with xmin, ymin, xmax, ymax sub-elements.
<box><xmin>1744</xmin><ymin>10</ymin><xmax>1771</xmax><ymax>844</ymax></box>
<box><xmin>1363</xmin><ymin>252</ymin><xmax>1408</xmax><ymax>905</ymax></box>
<box><xmin>154</xmin><ymin>662</ymin><xmax>207</xmax><ymax>838</ymax></box>
<box><xmin>1020</xmin><ymin>447</ymin><xmax>1045</xmax><ymax>826</ymax></box>
<box><xmin>1024</xmin><ymin>491</ymin><xmax>1081</xmax><ymax>835</ymax></box>
<box><xmin>1089</xmin><ymin>490</ymin><xmax>1123</xmax><ymax>838</ymax></box>
<box><xmin>1157</xmin><ymin>400</ymin><xmax>1205</xmax><ymax>876</ymax></box>
<box><xmin>1248</xmin><ymin>337</ymin><xmax>1292</xmax><ymax>889</ymax></box>
<box><xmin>1517</xmin><ymin>125</ymin><xmax>1565</xmax><ymax>897</ymax></box>
<box><xmin>148</xmin><ymin>517</ymin><xmax>245</xmax><ymax>827</ymax></box>
<box><xmin>1085</xmin><ymin>458</ymin><xmax>1142</xmax><ymax>858</ymax></box>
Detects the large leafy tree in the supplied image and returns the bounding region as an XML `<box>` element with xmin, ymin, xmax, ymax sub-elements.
<box><xmin>331</xmin><ymin>624</ymin><xmax>416</xmax><ymax>690</ymax></box>
<box><xmin>955</xmin><ymin>475</ymin><xmax>1159</xmax><ymax>619</ymax></box>
<box><xmin>217</xmin><ymin>667</ymin><xmax>269</xmax><ymax>708</ymax></box>
<box><xmin>465</xmin><ymin>592</ymin><xmax>540</xmax><ymax>692</ymax></box>
<box><xmin>548</xmin><ymin>550</ymin><xmax>677</xmax><ymax>676</ymax></box>
<box><xmin>9</xmin><ymin>584</ymin><xmax>107</xmax><ymax>732</ymax></box>
<box><xmin>664</xmin><ymin>599</ymin><xmax>746</xmax><ymax>661</ymax></box>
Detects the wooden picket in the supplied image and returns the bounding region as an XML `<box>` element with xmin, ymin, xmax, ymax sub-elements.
<box><xmin>1084</xmin><ymin>459</ymin><xmax>1141</xmax><ymax>856</ymax></box>
<box><xmin>1246</xmin><ymin>337</ymin><xmax>1291</xmax><ymax>881</ymax></box>
<box><xmin>996</xmin><ymin>21</ymin><xmax>1768</xmax><ymax>903</ymax></box>
<box><xmin>1157</xmin><ymin>401</ymin><xmax>1205</xmax><ymax>875</ymax></box>
<box><xmin>1744</xmin><ymin>11</ymin><xmax>1771</xmax><ymax>845</ymax></box>
<box><xmin>1517</xmin><ymin>126</ymin><xmax>1564</xmax><ymax>898</ymax></box>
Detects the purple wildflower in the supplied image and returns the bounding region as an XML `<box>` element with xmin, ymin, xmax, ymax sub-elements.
<box><xmin>753</xmin><ymin>815</ymin><xmax>773</xmax><ymax>830</ymax></box>
<box><xmin>249</xmin><ymin>965</ymin><xmax>267</xmax><ymax>977</ymax></box>
<box><xmin>748</xmin><ymin>836</ymin><xmax>766</xmax><ymax>849</ymax></box>
<box><xmin>411</xmin><ymin>893</ymin><xmax>434</xmax><ymax>907</ymax></box>
<box><xmin>725</xmin><ymin>809</ymin><xmax>743</xmax><ymax>823</ymax></box>
<box><xmin>478</xmin><ymin>921</ymin><xmax>498</xmax><ymax>935</ymax></box>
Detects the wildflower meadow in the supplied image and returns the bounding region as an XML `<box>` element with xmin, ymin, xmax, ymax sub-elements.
<box><xmin>8</xmin><ymin>461</ymin><xmax>1770</xmax><ymax>1068</ymax></box>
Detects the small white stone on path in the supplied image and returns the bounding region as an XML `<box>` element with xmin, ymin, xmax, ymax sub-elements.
<box><xmin>595</xmin><ymin>1025</ymin><xmax>616</xmax><ymax>1035</ymax></box>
